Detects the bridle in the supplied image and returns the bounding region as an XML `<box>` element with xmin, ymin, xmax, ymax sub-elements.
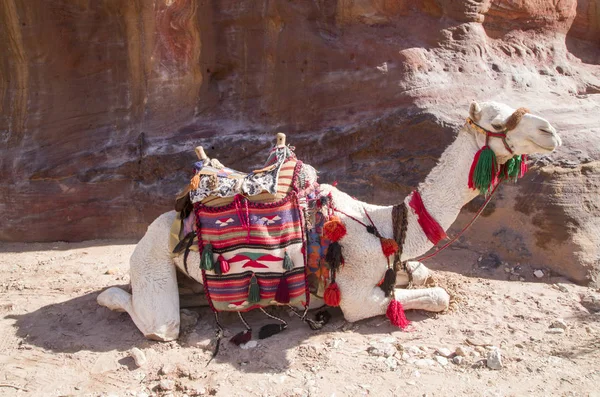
<box><xmin>466</xmin><ymin>117</ymin><xmax>515</xmax><ymax>155</ymax></box>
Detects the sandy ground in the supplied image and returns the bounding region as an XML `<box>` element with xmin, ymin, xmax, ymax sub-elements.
<box><xmin>1</xmin><ymin>240</ymin><xmax>599</xmax><ymax>397</ymax></box>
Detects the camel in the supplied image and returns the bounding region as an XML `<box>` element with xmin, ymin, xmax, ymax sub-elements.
<box><xmin>97</xmin><ymin>101</ymin><xmax>561</xmax><ymax>341</ymax></box>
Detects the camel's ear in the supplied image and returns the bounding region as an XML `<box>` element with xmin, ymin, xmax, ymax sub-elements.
<box><xmin>469</xmin><ymin>101</ymin><xmax>482</xmax><ymax>122</ymax></box>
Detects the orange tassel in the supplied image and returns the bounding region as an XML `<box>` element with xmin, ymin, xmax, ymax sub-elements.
<box><xmin>323</xmin><ymin>216</ymin><xmax>347</xmax><ymax>242</ymax></box>
<box><xmin>324</xmin><ymin>282</ymin><xmax>341</xmax><ymax>307</ymax></box>
<box><xmin>380</xmin><ymin>238</ymin><xmax>398</xmax><ymax>258</ymax></box>
<box><xmin>190</xmin><ymin>174</ymin><xmax>200</xmax><ymax>190</ymax></box>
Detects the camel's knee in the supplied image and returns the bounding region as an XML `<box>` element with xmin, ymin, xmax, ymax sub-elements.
<box><xmin>97</xmin><ymin>287</ymin><xmax>132</xmax><ymax>312</ymax></box>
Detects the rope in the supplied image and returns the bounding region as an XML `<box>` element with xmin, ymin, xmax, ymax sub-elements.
<box><xmin>415</xmin><ymin>181</ymin><xmax>501</xmax><ymax>262</ymax></box>
<box><xmin>259</xmin><ymin>307</ymin><xmax>288</xmax><ymax>326</ymax></box>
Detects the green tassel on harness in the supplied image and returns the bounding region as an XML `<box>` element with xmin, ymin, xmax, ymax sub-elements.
<box><xmin>468</xmin><ymin>145</ymin><xmax>498</xmax><ymax>194</ymax></box>
<box><xmin>500</xmin><ymin>155</ymin><xmax>524</xmax><ymax>182</ymax></box>
<box><xmin>283</xmin><ymin>250</ymin><xmax>294</xmax><ymax>271</ymax></box>
<box><xmin>200</xmin><ymin>243</ymin><xmax>215</xmax><ymax>271</ymax></box>
<box><xmin>248</xmin><ymin>274</ymin><xmax>260</xmax><ymax>303</ymax></box>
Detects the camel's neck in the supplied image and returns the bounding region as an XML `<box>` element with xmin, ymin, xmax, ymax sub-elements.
<box><xmin>401</xmin><ymin>128</ymin><xmax>481</xmax><ymax>259</ymax></box>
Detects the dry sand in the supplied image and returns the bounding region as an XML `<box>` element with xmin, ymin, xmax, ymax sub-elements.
<box><xmin>1</xmin><ymin>241</ymin><xmax>599</xmax><ymax>396</ymax></box>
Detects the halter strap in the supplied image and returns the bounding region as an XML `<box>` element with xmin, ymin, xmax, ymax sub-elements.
<box><xmin>466</xmin><ymin>118</ymin><xmax>514</xmax><ymax>154</ymax></box>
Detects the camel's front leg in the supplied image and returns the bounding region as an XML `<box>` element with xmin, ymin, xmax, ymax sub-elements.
<box><xmin>338</xmin><ymin>280</ymin><xmax>449</xmax><ymax>323</ymax></box>
<box><xmin>396</xmin><ymin>261</ymin><xmax>431</xmax><ymax>287</ymax></box>
<box><xmin>98</xmin><ymin>212</ymin><xmax>180</xmax><ymax>341</ymax></box>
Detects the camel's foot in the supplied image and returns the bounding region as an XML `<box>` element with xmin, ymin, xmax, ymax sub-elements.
<box><xmin>396</xmin><ymin>261</ymin><xmax>430</xmax><ymax>287</ymax></box>
<box><xmin>97</xmin><ymin>287</ymin><xmax>132</xmax><ymax>312</ymax></box>
<box><xmin>144</xmin><ymin>320</ymin><xmax>180</xmax><ymax>342</ymax></box>
<box><xmin>394</xmin><ymin>287</ymin><xmax>449</xmax><ymax>312</ymax></box>
<box><xmin>97</xmin><ymin>287</ymin><xmax>179</xmax><ymax>341</ymax></box>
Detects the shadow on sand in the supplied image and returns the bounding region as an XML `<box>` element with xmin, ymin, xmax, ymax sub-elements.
<box><xmin>6</xmin><ymin>287</ymin><xmax>430</xmax><ymax>373</ymax></box>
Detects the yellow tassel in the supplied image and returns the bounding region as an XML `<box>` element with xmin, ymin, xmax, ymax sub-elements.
<box><xmin>190</xmin><ymin>174</ymin><xmax>200</xmax><ymax>190</ymax></box>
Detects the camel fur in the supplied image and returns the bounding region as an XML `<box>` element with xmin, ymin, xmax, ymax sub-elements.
<box><xmin>97</xmin><ymin>101</ymin><xmax>562</xmax><ymax>341</ymax></box>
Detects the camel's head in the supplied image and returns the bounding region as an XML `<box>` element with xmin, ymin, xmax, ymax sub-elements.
<box><xmin>469</xmin><ymin>101</ymin><xmax>562</xmax><ymax>163</ymax></box>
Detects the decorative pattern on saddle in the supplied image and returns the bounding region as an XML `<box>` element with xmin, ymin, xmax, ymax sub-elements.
<box><xmin>189</xmin><ymin>147</ymin><xmax>295</xmax><ymax>204</ymax></box>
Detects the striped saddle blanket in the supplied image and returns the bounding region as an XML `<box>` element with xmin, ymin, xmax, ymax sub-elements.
<box><xmin>184</xmin><ymin>146</ymin><xmax>319</xmax><ymax>313</ymax></box>
<box><xmin>195</xmin><ymin>194</ymin><xmax>309</xmax><ymax>312</ymax></box>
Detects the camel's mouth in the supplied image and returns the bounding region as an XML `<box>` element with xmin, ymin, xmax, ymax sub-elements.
<box><xmin>530</xmin><ymin>140</ymin><xmax>558</xmax><ymax>152</ymax></box>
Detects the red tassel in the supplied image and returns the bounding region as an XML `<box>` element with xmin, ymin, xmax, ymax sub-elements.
<box><xmin>324</xmin><ymin>282</ymin><xmax>341</xmax><ymax>307</ymax></box>
<box><xmin>323</xmin><ymin>216</ymin><xmax>347</xmax><ymax>242</ymax></box>
<box><xmin>386</xmin><ymin>299</ymin><xmax>410</xmax><ymax>329</ymax></box>
<box><xmin>468</xmin><ymin>148</ymin><xmax>482</xmax><ymax>190</ymax></box>
<box><xmin>380</xmin><ymin>238</ymin><xmax>399</xmax><ymax>258</ymax></box>
<box><xmin>275</xmin><ymin>275</ymin><xmax>290</xmax><ymax>304</ymax></box>
<box><xmin>519</xmin><ymin>154</ymin><xmax>528</xmax><ymax>177</ymax></box>
<box><xmin>230</xmin><ymin>330</ymin><xmax>252</xmax><ymax>345</ymax></box>
<box><xmin>409</xmin><ymin>191</ymin><xmax>447</xmax><ymax>245</ymax></box>
<box><xmin>217</xmin><ymin>255</ymin><xmax>230</xmax><ymax>274</ymax></box>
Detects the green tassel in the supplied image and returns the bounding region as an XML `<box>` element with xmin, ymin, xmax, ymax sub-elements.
<box><xmin>283</xmin><ymin>251</ymin><xmax>294</xmax><ymax>271</ymax></box>
<box><xmin>509</xmin><ymin>155</ymin><xmax>521</xmax><ymax>180</ymax></box>
<box><xmin>248</xmin><ymin>274</ymin><xmax>260</xmax><ymax>303</ymax></box>
<box><xmin>469</xmin><ymin>146</ymin><xmax>498</xmax><ymax>194</ymax></box>
<box><xmin>200</xmin><ymin>243</ymin><xmax>214</xmax><ymax>271</ymax></box>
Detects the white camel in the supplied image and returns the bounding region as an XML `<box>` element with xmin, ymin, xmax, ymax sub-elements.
<box><xmin>98</xmin><ymin>101</ymin><xmax>561</xmax><ymax>341</ymax></box>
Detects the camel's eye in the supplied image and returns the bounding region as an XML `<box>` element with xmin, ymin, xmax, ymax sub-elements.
<box><xmin>491</xmin><ymin>123</ymin><xmax>504</xmax><ymax>130</ymax></box>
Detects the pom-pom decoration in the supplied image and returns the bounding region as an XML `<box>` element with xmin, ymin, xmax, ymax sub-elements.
<box><xmin>386</xmin><ymin>299</ymin><xmax>410</xmax><ymax>329</ymax></box>
<box><xmin>324</xmin><ymin>282</ymin><xmax>341</xmax><ymax>307</ymax></box>
<box><xmin>323</xmin><ymin>216</ymin><xmax>347</xmax><ymax>242</ymax></box>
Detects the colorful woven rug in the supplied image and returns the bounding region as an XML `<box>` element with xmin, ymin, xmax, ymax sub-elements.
<box><xmin>194</xmin><ymin>181</ymin><xmax>310</xmax><ymax>312</ymax></box>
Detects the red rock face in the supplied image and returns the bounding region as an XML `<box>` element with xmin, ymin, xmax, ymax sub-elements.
<box><xmin>1</xmin><ymin>0</ymin><xmax>599</xmax><ymax>285</ymax></box>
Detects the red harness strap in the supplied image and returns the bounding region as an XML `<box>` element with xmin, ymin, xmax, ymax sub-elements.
<box><xmin>408</xmin><ymin>190</ymin><xmax>447</xmax><ymax>245</ymax></box>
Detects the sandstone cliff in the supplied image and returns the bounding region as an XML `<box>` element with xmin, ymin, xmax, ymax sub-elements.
<box><xmin>1</xmin><ymin>0</ymin><xmax>598</xmax><ymax>285</ymax></box>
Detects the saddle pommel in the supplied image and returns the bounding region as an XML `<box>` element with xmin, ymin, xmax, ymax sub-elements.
<box><xmin>195</xmin><ymin>146</ymin><xmax>208</xmax><ymax>160</ymax></box>
<box><xmin>276</xmin><ymin>133</ymin><xmax>286</xmax><ymax>148</ymax></box>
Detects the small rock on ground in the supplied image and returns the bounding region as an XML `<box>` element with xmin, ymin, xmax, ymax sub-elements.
<box><xmin>547</xmin><ymin>328</ymin><xmax>565</xmax><ymax>334</ymax></box>
<box><xmin>486</xmin><ymin>349</ymin><xmax>503</xmax><ymax>370</ymax></box>
<box><xmin>549</xmin><ymin>319</ymin><xmax>567</xmax><ymax>330</ymax></box>
<box><xmin>435</xmin><ymin>356</ymin><xmax>449</xmax><ymax>366</ymax></box>
<box><xmin>534</xmin><ymin>270</ymin><xmax>544</xmax><ymax>278</ymax></box>
<box><xmin>160</xmin><ymin>379</ymin><xmax>175</xmax><ymax>391</ymax></box>
<box><xmin>129</xmin><ymin>348</ymin><xmax>147</xmax><ymax>368</ymax></box>
<box><xmin>452</xmin><ymin>356</ymin><xmax>464</xmax><ymax>365</ymax></box>
<box><xmin>436</xmin><ymin>347</ymin><xmax>453</xmax><ymax>357</ymax></box>
<box><xmin>414</xmin><ymin>359</ymin><xmax>436</xmax><ymax>367</ymax></box>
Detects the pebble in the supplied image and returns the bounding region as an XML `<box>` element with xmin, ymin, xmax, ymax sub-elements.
<box><xmin>160</xmin><ymin>364</ymin><xmax>176</xmax><ymax>375</ymax></box>
<box><xmin>159</xmin><ymin>379</ymin><xmax>175</xmax><ymax>391</ymax></box>
<box><xmin>434</xmin><ymin>356</ymin><xmax>449</xmax><ymax>366</ymax></box>
<box><xmin>455</xmin><ymin>346</ymin><xmax>468</xmax><ymax>357</ymax></box>
<box><xmin>241</xmin><ymin>340</ymin><xmax>258</xmax><ymax>349</ymax></box>
<box><xmin>130</xmin><ymin>348</ymin><xmax>147</xmax><ymax>368</ymax></box>
<box><xmin>366</xmin><ymin>347</ymin><xmax>384</xmax><ymax>357</ymax></box>
<box><xmin>486</xmin><ymin>349</ymin><xmax>503</xmax><ymax>370</ymax></box>
<box><xmin>105</xmin><ymin>268</ymin><xmax>118</xmax><ymax>275</ymax></box>
<box><xmin>385</xmin><ymin>356</ymin><xmax>398</xmax><ymax>370</ymax></box>
<box><xmin>414</xmin><ymin>359</ymin><xmax>436</xmax><ymax>367</ymax></box>
<box><xmin>436</xmin><ymin>348</ymin><xmax>453</xmax><ymax>357</ymax></box>
<box><xmin>406</xmin><ymin>346</ymin><xmax>424</xmax><ymax>355</ymax></box>
<box><xmin>180</xmin><ymin>309</ymin><xmax>200</xmax><ymax>330</ymax></box>
<box><xmin>546</xmin><ymin>328</ymin><xmax>565</xmax><ymax>334</ymax></box>
<box><xmin>549</xmin><ymin>319</ymin><xmax>567</xmax><ymax>330</ymax></box>
<box><xmin>452</xmin><ymin>356</ymin><xmax>464</xmax><ymax>365</ymax></box>
<box><xmin>533</xmin><ymin>270</ymin><xmax>544</xmax><ymax>278</ymax></box>
<box><xmin>136</xmin><ymin>393</ymin><xmax>150</xmax><ymax>397</ymax></box>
